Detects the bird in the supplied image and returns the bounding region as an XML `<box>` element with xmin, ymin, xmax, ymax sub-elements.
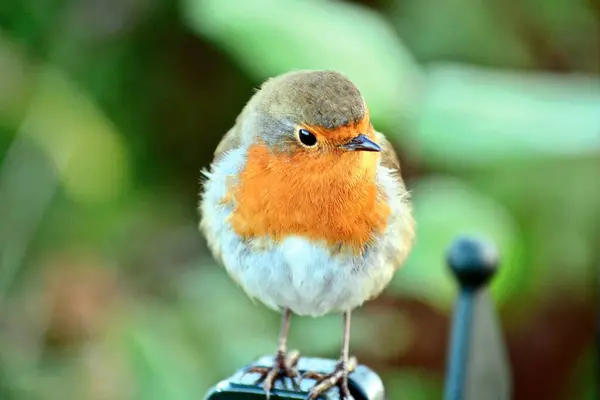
<box><xmin>199</xmin><ymin>70</ymin><xmax>415</xmax><ymax>400</ymax></box>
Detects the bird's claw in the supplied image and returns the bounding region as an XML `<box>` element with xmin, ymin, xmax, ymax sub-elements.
<box><xmin>302</xmin><ymin>356</ymin><xmax>357</xmax><ymax>400</ymax></box>
<box><xmin>242</xmin><ymin>350</ymin><xmax>301</xmax><ymax>399</ymax></box>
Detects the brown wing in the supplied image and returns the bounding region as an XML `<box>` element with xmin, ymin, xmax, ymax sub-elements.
<box><xmin>375</xmin><ymin>131</ymin><xmax>401</xmax><ymax>173</ymax></box>
<box><xmin>375</xmin><ymin>131</ymin><xmax>415</xmax><ymax>274</ymax></box>
<box><xmin>214</xmin><ymin>99</ymin><xmax>256</xmax><ymax>162</ymax></box>
<box><xmin>213</xmin><ymin>98</ymin><xmax>259</xmax><ymax>162</ymax></box>
<box><xmin>213</xmin><ymin>123</ymin><xmax>242</xmax><ymax>162</ymax></box>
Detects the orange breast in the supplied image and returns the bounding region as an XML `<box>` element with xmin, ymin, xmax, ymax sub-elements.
<box><xmin>229</xmin><ymin>143</ymin><xmax>390</xmax><ymax>253</ymax></box>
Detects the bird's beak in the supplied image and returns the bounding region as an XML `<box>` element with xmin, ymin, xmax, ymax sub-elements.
<box><xmin>341</xmin><ymin>134</ymin><xmax>381</xmax><ymax>152</ymax></box>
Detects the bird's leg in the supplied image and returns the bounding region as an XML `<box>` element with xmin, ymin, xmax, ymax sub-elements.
<box><xmin>302</xmin><ymin>311</ymin><xmax>356</xmax><ymax>400</ymax></box>
<box><xmin>243</xmin><ymin>309</ymin><xmax>300</xmax><ymax>397</ymax></box>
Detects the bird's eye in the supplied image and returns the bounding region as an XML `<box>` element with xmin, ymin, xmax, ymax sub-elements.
<box><xmin>298</xmin><ymin>128</ymin><xmax>317</xmax><ymax>147</ymax></box>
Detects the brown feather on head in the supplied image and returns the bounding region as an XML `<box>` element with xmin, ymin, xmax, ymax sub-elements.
<box><xmin>260</xmin><ymin>70</ymin><xmax>366</xmax><ymax>129</ymax></box>
<box><xmin>242</xmin><ymin>70</ymin><xmax>379</xmax><ymax>154</ymax></box>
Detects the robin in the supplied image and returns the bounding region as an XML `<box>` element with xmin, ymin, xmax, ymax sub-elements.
<box><xmin>199</xmin><ymin>70</ymin><xmax>415</xmax><ymax>399</ymax></box>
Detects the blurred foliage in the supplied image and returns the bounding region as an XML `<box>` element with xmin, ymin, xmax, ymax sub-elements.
<box><xmin>0</xmin><ymin>0</ymin><xmax>599</xmax><ymax>399</ymax></box>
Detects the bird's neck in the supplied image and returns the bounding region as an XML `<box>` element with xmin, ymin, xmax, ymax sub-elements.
<box><xmin>229</xmin><ymin>144</ymin><xmax>390</xmax><ymax>252</ymax></box>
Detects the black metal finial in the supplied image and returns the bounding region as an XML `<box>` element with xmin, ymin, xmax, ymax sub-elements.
<box><xmin>446</xmin><ymin>236</ymin><xmax>499</xmax><ymax>290</ymax></box>
<box><xmin>444</xmin><ymin>236</ymin><xmax>511</xmax><ymax>400</ymax></box>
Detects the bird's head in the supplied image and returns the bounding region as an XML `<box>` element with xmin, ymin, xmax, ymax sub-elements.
<box><xmin>242</xmin><ymin>70</ymin><xmax>381</xmax><ymax>165</ymax></box>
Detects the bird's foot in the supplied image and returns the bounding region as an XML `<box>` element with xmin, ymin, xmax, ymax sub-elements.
<box><xmin>242</xmin><ymin>350</ymin><xmax>300</xmax><ymax>398</ymax></box>
<box><xmin>301</xmin><ymin>356</ymin><xmax>357</xmax><ymax>400</ymax></box>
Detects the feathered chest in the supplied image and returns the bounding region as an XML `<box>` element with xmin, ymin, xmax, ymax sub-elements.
<box><xmin>228</xmin><ymin>144</ymin><xmax>390</xmax><ymax>252</ymax></box>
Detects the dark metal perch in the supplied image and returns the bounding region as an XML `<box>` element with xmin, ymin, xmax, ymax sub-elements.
<box><xmin>203</xmin><ymin>356</ymin><xmax>384</xmax><ymax>399</ymax></box>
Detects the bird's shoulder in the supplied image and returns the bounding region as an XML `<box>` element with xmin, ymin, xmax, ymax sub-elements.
<box><xmin>213</xmin><ymin>98</ymin><xmax>258</xmax><ymax>162</ymax></box>
<box><xmin>214</xmin><ymin>123</ymin><xmax>243</xmax><ymax>163</ymax></box>
<box><xmin>374</xmin><ymin>130</ymin><xmax>401</xmax><ymax>173</ymax></box>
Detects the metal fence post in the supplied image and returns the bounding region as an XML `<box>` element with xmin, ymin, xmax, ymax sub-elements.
<box><xmin>443</xmin><ymin>236</ymin><xmax>512</xmax><ymax>400</ymax></box>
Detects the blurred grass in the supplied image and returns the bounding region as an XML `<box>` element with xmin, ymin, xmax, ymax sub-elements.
<box><xmin>1</xmin><ymin>0</ymin><xmax>599</xmax><ymax>399</ymax></box>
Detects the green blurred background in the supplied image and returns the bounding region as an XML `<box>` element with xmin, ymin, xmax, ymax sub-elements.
<box><xmin>0</xmin><ymin>0</ymin><xmax>598</xmax><ymax>399</ymax></box>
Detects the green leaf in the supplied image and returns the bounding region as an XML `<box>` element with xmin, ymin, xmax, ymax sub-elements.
<box><xmin>389</xmin><ymin>0</ymin><xmax>534</xmax><ymax>68</ymax></box>
<box><xmin>382</xmin><ymin>368</ymin><xmax>443</xmax><ymax>400</ymax></box>
<box><xmin>125</xmin><ymin>309</ymin><xmax>209</xmax><ymax>400</ymax></box>
<box><xmin>21</xmin><ymin>66</ymin><xmax>131</xmax><ymax>203</ymax></box>
<box><xmin>409</xmin><ymin>64</ymin><xmax>600</xmax><ymax>166</ymax></box>
<box><xmin>176</xmin><ymin>266</ymin><xmax>278</xmax><ymax>372</ymax></box>
<box><xmin>519</xmin><ymin>0</ymin><xmax>600</xmax><ymax>73</ymax></box>
<box><xmin>390</xmin><ymin>176</ymin><xmax>525</xmax><ymax>310</ymax></box>
<box><xmin>0</xmin><ymin>33</ymin><xmax>132</xmax><ymax>203</ymax></box>
<box><xmin>181</xmin><ymin>0</ymin><xmax>424</xmax><ymax>130</ymax></box>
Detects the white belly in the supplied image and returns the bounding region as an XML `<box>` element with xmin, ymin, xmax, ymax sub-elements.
<box><xmin>220</xmin><ymin>235</ymin><xmax>395</xmax><ymax>316</ymax></box>
<box><xmin>200</xmin><ymin>147</ymin><xmax>412</xmax><ymax>316</ymax></box>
